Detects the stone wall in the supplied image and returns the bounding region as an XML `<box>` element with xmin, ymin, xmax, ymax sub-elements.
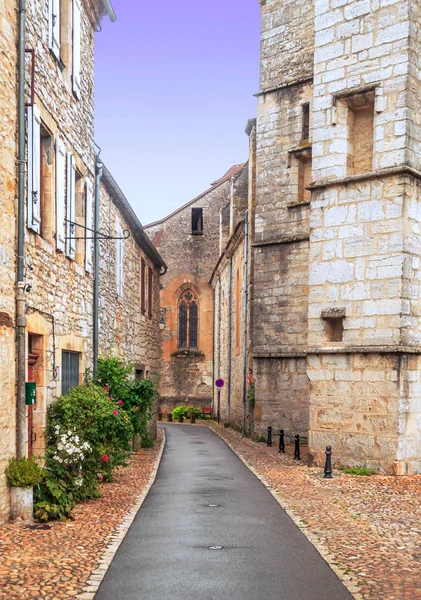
<box><xmin>252</xmin><ymin>0</ymin><xmax>313</xmax><ymax>441</ymax></box>
<box><xmin>23</xmin><ymin>0</ymin><xmax>103</xmax><ymax>465</ymax></box>
<box><xmin>307</xmin><ymin>0</ymin><xmax>421</xmax><ymax>472</ymax></box>
<box><xmin>145</xmin><ymin>168</ymin><xmax>243</xmax><ymax>413</ymax></box>
<box><xmin>0</xmin><ymin>0</ymin><xmax>17</xmax><ymax>524</ymax></box>
<box><xmin>98</xmin><ymin>174</ymin><xmax>162</xmax><ymax>374</ymax></box>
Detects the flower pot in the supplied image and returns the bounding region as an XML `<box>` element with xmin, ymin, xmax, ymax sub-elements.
<box><xmin>190</xmin><ymin>415</ymin><xmax>196</xmax><ymax>424</ymax></box>
<box><xmin>178</xmin><ymin>415</ymin><xmax>184</xmax><ymax>423</ymax></box>
<box><xmin>10</xmin><ymin>486</ymin><xmax>33</xmax><ymax>522</ymax></box>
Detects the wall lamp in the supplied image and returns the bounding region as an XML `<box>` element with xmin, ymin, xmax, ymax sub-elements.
<box><xmin>159</xmin><ymin>308</ymin><xmax>167</xmax><ymax>332</ymax></box>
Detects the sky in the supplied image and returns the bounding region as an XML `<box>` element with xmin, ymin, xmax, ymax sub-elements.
<box><xmin>94</xmin><ymin>0</ymin><xmax>261</xmax><ymax>226</ymax></box>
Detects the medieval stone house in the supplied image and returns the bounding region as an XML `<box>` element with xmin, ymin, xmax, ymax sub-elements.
<box><xmin>144</xmin><ymin>165</ymin><xmax>244</xmax><ymax>415</ymax></box>
<box><xmin>250</xmin><ymin>0</ymin><xmax>421</xmax><ymax>474</ymax></box>
<box><xmin>0</xmin><ymin>0</ymin><xmax>165</xmax><ymax>523</ymax></box>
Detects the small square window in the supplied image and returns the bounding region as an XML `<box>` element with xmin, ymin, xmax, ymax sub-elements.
<box><xmin>192</xmin><ymin>208</ymin><xmax>203</xmax><ymax>235</ymax></box>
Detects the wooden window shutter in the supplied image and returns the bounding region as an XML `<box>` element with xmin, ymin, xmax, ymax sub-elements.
<box><xmin>27</xmin><ymin>105</ymin><xmax>41</xmax><ymax>233</ymax></box>
<box><xmin>48</xmin><ymin>0</ymin><xmax>60</xmax><ymax>60</ymax></box>
<box><xmin>148</xmin><ymin>266</ymin><xmax>153</xmax><ymax>317</ymax></box>
<box><xmin>141</xmin><ymin>258</ymin><xmax>146</xmax><ymax>315</ymax></box>
<box><xmin>85</xmin><ymin>179</ymin><xmax>93</xmax><ymax>272</ymax></box>
<box><xmin>72</xmin><ymin>0</ymin><xmax>82</xmax><ymax>98</ymax></box>
<box><xmin>66</xmin><ymin>152</ymin><xmax>76</xmax><ymax>259</ymax></box>
<box><xmin>55</xmin><ymin>136</ymin><xmax>66</xmax><ymax>251</ymax></box>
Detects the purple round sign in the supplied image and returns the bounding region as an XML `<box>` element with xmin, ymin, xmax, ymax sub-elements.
<box><xmin>215</xmin><ymin>378</ymin><xmax>224</xmax><ymax>389</ymax></box>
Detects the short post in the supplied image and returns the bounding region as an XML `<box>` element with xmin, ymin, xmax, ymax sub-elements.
<box><xmin>267</xmin><ymin>426</ymin><xmax>273</xmax><ymax>447</ymax></box>
<box><xmin>158</xmin><ymin>413</ymin><xmax>163</xmax><ymax>421</ymax></box>
<box><xmin>279</xmin><ymin>429</ymin><xmax>285</xmax><ymax>454</ymax></box>
<box><xmin>324</xmin><ymin>445</ymin><xmax>333</xmax><ymax>479</ymax></box>
<box><xmin>294</xmin><ymin>434</ymin><xmax>301</xmax><ymax>461</ymax></box>
<box><xmin>167</xmin><ymin>413</ymin><xmax>173</xmax><ymax>422</ymax></box>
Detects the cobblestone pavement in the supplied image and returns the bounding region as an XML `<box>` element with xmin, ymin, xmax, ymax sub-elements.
<box><xmin>204</xmin><ymin>422</ymin><xmax>421</xmax><ymax>600</ymax></box>
<box><xmin>0</xmin><ymin>431</ymin><xmax>163</xmax><ymax>600</ymax></box>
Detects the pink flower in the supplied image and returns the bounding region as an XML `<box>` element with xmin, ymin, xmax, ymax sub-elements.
<box><xmin>103</xmin><ymin>386</ymin><xmax>109</xmax><ymax>392</ymax></box>
<box><xmin>118</xmin><ymin>400</ymin><xmax>123</xmax><ymax>405</ymax></box>
<box><xmin>113</xmin><ymin>410</ymin><xmax>118</xmax><ymax>416</ymax></box>
<box><xmin>109</xmin><ymin>396</ymin><xmax>113</xmax><ymax>401</ymax></box>
<box><xmin>98</xmin><ymin>475</ymin><xmax>104</xmax><ymax>482</ymax></box>
<box><xmin>102</xmin><ymin>455</ymin><xmax>109</xmax><ymax>462</ymax></box>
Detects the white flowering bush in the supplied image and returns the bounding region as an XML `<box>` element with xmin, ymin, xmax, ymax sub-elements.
<box><xmin>34</xmin><ymin>383</ymin><xmax>134</xmax><ymax>522</ymax></box>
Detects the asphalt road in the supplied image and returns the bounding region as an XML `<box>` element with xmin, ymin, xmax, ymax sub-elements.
<box><xmin>95</xmin><ymin>424</ymin><xmax>353</xmax><ymax>600</ymax></box>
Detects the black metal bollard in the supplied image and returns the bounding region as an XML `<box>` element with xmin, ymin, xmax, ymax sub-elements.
<box><xmin>324</xmin><ymin>445</ymin><xmax>333</xmax><ymax>479</ymax></box>
<box><xmin>158</xmin><ymin>413</ymin><xmax>163</xmax><ymax>421</ymax></box>
<box><xmin>279</xmin><ymin>429</ymin><xmax>285</xmax><ymax>454</ymax></box>
<box><xmin>267</xmin><ymin>426</ymin><xmax>273</xmax><ymax>447</ymax></box>
<box><xmin>167</xmin><ymin>414</ymin><xmax>173</xmax><ymax>422</ymax></box>
<box><xmin>294</xmin><ymin>434</ymin><xmax>301</xmax><ymax>461</ymax></box>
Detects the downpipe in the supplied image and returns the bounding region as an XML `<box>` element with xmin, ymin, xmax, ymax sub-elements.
<box><xmin>241</xmin><ymin>212</ymin><xmax>249</xmax><ymax>434</ymax></box>
<box><xmin>227</xmin><ymin>255</ymin><xmax>232</xmax><ymax>422</ymax></box>
<box><xmin>16</xmin><ymin>0</ymin><xmax>27</xmax><ymax>458</ymax></box>
<box><xmin>93</xmin><ymin>157</ymin><xmax>103</xmax><ymax>377</ymax></box>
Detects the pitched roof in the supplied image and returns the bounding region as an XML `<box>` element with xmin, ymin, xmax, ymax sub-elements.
<box><xmin>144</xmin><ymin>164</ymin><xmax>245</xmax><ymax>229</ymax></box>
<box><xmin>101</xmin><ymin>165</ymin><xmax>167</xmax><ymax>271</ymax></box>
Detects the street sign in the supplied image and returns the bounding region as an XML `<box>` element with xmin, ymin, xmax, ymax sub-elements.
<box><xmin>215</xmin><ymin>378</ymin><xmax>224</xmax><ymax>389</ymax></box>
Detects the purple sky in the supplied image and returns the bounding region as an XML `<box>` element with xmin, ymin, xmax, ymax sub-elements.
<box><xmin>94</xmin><ymin>0</ymin><xmax>260</xmax><ymax>225</ymax></box>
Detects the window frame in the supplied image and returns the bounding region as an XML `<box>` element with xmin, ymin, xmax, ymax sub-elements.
<box><xmin>61</xmin><ymin>350</ymin><xmax>80</xmax><ymax>396</ymax></box>
<box><xmin>178</xmin><ymin>290</ymin><xmax>199</xmax><ymax>349</ymax></box>
<box><xmin>191</xmin><ymin>207</ymin><xmax>204</xmax><ymax>236</ymax></box>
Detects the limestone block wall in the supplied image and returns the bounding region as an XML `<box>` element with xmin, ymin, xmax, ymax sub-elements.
<box><xmin>213</xmin><ymin>236</ymin><xmax>246</xmax><ymax>427</ymax></box>
<box><xmin>145</xmin><ymin>175</ymin><xmax>237</xmax><ymax>409</ymax></box>
<box><xmin>312</xmin><ymin>0</ymin><xmax>410</xmax><ymax>181</ymax></box>
<box><xmin>252</xmin><ymin>78</ymin><xmax>312</xmax><ymax>438</ymax></box>
<box><xmin>26</xmin><ymin>0</ymin><xmax>96</xmax><ymax>174</ymax></box>
<box><xmin>308</xmin><ymin>353</ymin><xmax>420</xmax><ymax>474</ymax></box>
<box><xmin>308</xmin><ymin>0</ymin><xmax>421</xmax><ymax>472</ymax></box>
<box><xmin>98</xmin><ymin>179</ymin><xmax>162</xmax><ymax>374</ymax></box>
<box><xmin>254</xmin><ymin>357</ymin><xmax>308</xmax><ymax>440</ymax></box>
<box><xmin>0</xmin><ymin>0</ymin><xmax>17</xmax><ymax>524</ymax></box>
<box><xmin>259</xmin><ymin>0</ymin><xmax>314</xmax><ymax>92</ymax></box>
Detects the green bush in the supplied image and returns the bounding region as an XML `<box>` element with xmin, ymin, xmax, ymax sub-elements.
<box><xmin>172</xmin><ymin>406</ymin><xmax>187</xmax><ymax>420</ymax></box>
<box><xmin>340</xmin><ymin>467</ymin><xmax>376</xmax><ymax>476</ymax></box>
<box><xmin>5</xmin><ymin>456</ymin><xmax>42</xmax><ymax>488</ymax></box>
<box><xmin>172</xmin><ymin>405</ymin><xmax>202</xmax><ymax>420</ymax></box>
<box><xmin>34</xmin><ymin>383</ymin><xmax>134</xmax><ymax>521</ymax></box>
<box><xmin>96</xmin><ymin>357</ymin><xmax>157</xmax><ymax>446</ymax></box>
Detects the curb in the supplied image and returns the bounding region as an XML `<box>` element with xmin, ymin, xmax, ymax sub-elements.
<box><xmin>76</xmin><ymin>430</ymin><xmax>166</xmax><ymax>600</ymax></box>
<box><xmin>207</xmin><ymin>423</ymin><xmax>364</xmax><ymax>600</ymax></box>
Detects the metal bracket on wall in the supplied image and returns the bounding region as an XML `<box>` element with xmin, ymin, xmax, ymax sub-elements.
<box><xmin>64</xmin><ymin>220</ymin><xmax>131</xmax><ymax>241</ymax></box>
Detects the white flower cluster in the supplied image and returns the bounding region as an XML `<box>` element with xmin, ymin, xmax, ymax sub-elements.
<box><xmin>53</xmin><ymin>425</ymin><xmax>92</xmax><ymax>466</ymax></box>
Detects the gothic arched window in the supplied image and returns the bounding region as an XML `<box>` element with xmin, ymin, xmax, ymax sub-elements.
<box><xmin>178</xmin><ymin>290</ymin><xmax>199</xmax><ymax>349</ymax></box>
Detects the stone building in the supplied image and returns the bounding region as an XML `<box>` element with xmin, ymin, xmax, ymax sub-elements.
<box><xmin>0</xmin><ymin>0</ymin><xmax>18</xmax><ymax>523</ymax></box>
<box><xmin>144</xmin><ymin>165</ymin><xmax>244</xmax><ymax>415</ymax></box>
<box><xmin>0</xmin><ymin>0</ymin><xmax>165</xmax><ymax>523</ymax></box>
<box><xmin>98</xmin><ymin>166</ymin><xmax>165</xmax><ymax>377</ymax></box>
<box><xmin>210</xmin><ymin>160</ymin><xmax>252</xmax><ymax>429</ymax></box>
<box><xmin>251</xmin><ymin>0</ymin><xmax>421</xmax><ymax>474</ymax></box>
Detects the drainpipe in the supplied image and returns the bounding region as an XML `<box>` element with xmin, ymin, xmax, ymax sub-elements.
<box><xmin>241</xmin><ymin>212</ymin><xmax>249</xmax><ymax>434</ymax></box>
<box><xmin>93</xmin><ymin>157</ymin><xmax>103</xmax><ymax>376</ymax></box>
<box><xmin>211</xmin><ymin>285</ymin><xmax>215</xmax><ymax>411</ymax></box>
<box><xmin>16</xmin><ymin>0</ymin><xmax>27</xmax><ymax>458</ymax></box>
<box><xmin>227</xmin><ymin>256</ymin><xmax>233</xmax><ymax>423</ymax></box>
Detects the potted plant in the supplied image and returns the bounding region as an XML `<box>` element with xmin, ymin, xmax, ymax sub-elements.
<box><xmin>172</xmin><ymin>406</ymin><xmax>187</xmax><ymax>423</ymax></box>
<box><xmin>186</xmin><ymin>406</ymin><xmax>201</xmax><ymax>424</ymax></box>
<box><xmin>5</xmin><ymin>456</ymin><xmax>42</xmax><ymax>522</ymax></box>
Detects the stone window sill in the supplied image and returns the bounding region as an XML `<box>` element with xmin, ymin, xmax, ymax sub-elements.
<box><xmin>171</xmin><ymin>348</ymin><xmax>205</xmax><ymax>359</ymax></box>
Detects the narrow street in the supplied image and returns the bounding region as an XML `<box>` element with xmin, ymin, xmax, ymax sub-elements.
<box><xmin>95</xmin><ymin>425</ymin><xmax>352</xmax><ymax>600</ymax></box>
